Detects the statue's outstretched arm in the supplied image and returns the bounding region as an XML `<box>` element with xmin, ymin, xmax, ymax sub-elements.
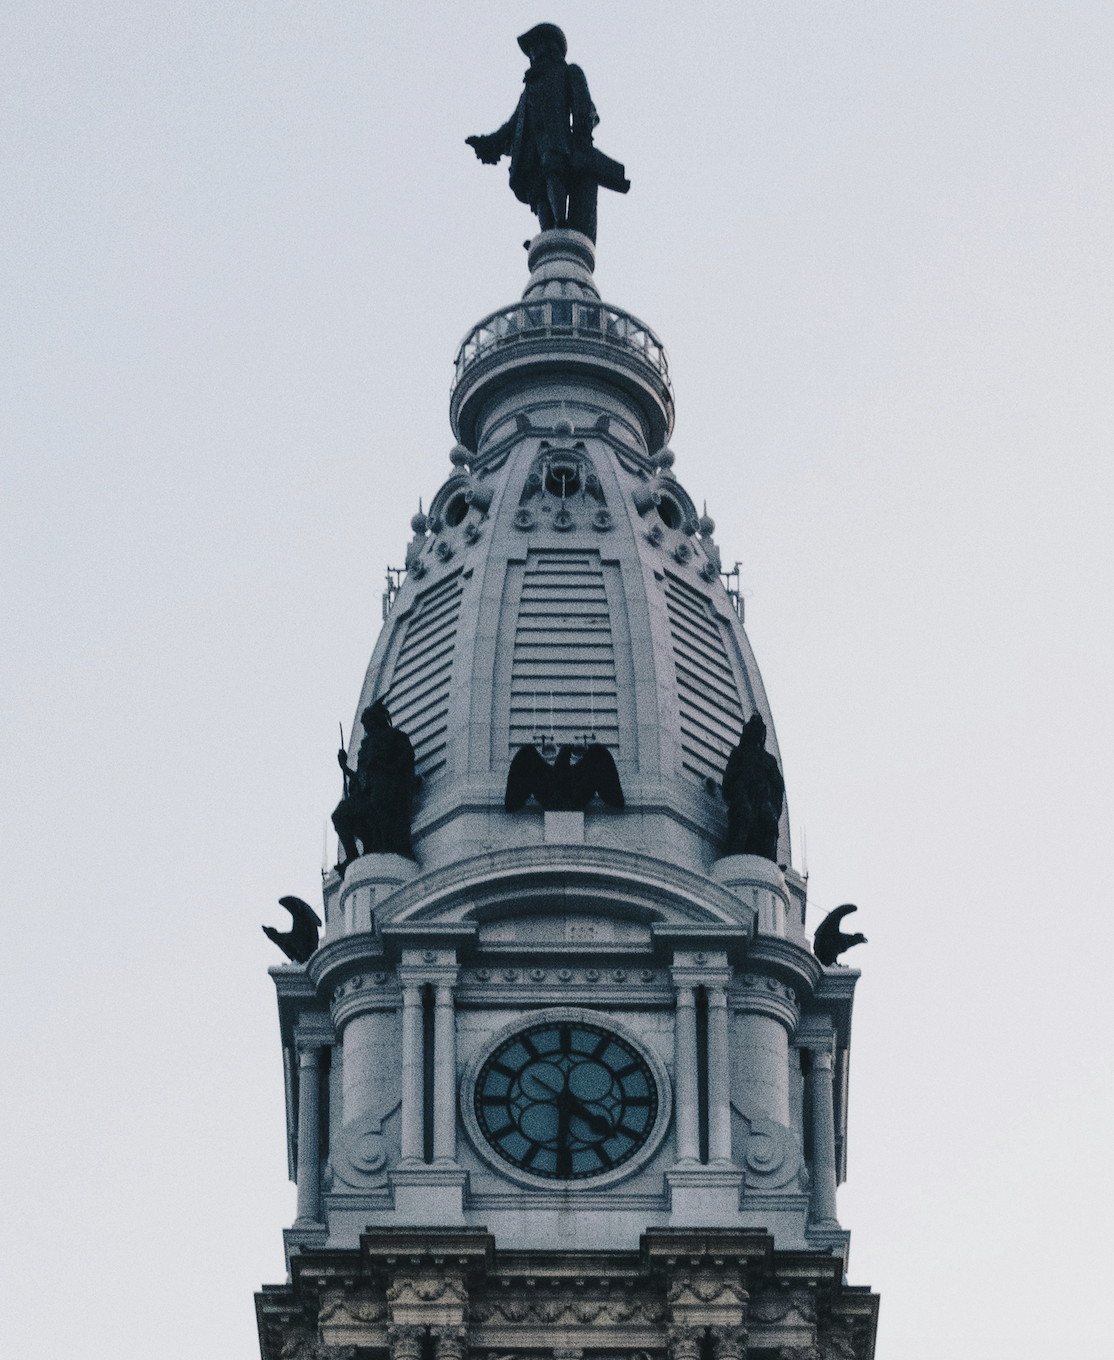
<box><xmin>466</xmin><ymin>112</ymin><xmax>516</xmax><ymax>164</ymax></box>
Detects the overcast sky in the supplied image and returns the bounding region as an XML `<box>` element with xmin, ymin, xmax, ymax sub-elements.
<box><xmin>2</xmin><ymin>3</ymin><xmax>1112</xmax><ymax>1356</ymax></box>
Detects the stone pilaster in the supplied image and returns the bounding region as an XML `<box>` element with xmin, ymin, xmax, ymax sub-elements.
<box><xmin>293</xmin><ymin>1044</ymin><xmax>323</xmax><ymax>1226</ymax></box>
<box><xmin>706</xmin><ymin>983</ymin><xmax>733</xmax><ymax>1164</ymax></box>
<box><xmin>672</xmin><ymin>982</ymin><xmax>700</xmax><ymax>1164</ymax></box>
<box><xmin>390</xmin><ymin>949</ymin><xmax>466</xmax><ymax>1221</ymax></box>
<box><xmin>667</xmin><ymin>951</ymin><xmax>744</xmax><ymax>1224</ymax></box>
<box><xmin>432</xmin><ymin>980</ymin><xmax>457</xmax><ymax>1164</ymax></box>
<box><xmin>807</xmin><ymin>1047</ymin><xmax>839</xmax><ymax>1226</ymax></box>
<box><xmin>398</xmin><ymin>981</ymin><xmax>424</xmax><ymax>1166</ymax></box>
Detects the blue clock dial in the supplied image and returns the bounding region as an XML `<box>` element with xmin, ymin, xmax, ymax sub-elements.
<box><xmin>474</xmin><ymin>1019</ymin><xmax>659</xmax><ymax>1179</ymax></box>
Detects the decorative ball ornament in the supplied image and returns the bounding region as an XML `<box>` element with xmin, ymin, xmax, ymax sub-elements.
<box><xmin>469</xmin><ymin>1015</ymin><xmax>662</xmax><ymax>1182</ymax></box>
<box><xmin>449</xmin><ymin>443</ymin><xmax>471</xmax><ymax>468</ymax></box>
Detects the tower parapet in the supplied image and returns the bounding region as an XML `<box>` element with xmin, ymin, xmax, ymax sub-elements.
<box><xmin>451</xmin><ymin>231</ymin><xmax>674</xmax><ymax>454</ymax></box>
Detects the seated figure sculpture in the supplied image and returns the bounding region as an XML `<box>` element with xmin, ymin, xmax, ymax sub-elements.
<box><xmin>332</xmin><ymin>700</ymin><xmax>417</xmax><ymax>876</ymax></box>
<box><xmin>721</xmin><ymin>713</ymin><xmax>785</xmax><ymax>863</ymax></box>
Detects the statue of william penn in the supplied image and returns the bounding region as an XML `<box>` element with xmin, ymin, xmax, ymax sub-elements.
<box><xmin>466</xmin><ymin>24</ymin><xmax>629</xmax><ymax>243</ymax></box>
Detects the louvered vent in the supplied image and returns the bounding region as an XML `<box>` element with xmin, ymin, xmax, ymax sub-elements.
<box><xmin>510</xmin><ymin>550</ymin><xmax>618</xmax><ymax>753</ymax></box>
<box><xmin>664</xmin><ymin>573</ymin><xmax>744</xmax><ymax>783</ymax></box>
<box><xmin>387</xmin><ymin>571</ymin><xmax>463</xmax><ymax>780</ymax></box>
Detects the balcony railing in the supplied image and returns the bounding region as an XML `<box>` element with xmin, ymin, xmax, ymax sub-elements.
<box><xmin>453</xmin><ymin>298</ymin><xmax>670</xmax><ymax>388</ymax></box>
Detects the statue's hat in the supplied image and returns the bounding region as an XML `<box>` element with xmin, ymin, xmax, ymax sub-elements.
<box><xmin>517</xmin><ymin>23</ymin><xmax>567</xmax><ymax>59</ymax></box>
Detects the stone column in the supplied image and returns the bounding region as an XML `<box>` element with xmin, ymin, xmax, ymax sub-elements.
<box><xmin>706</xmin><ymin>984</ymin><xmax>733</xmax><ymax>1164</ymax></box>
<box><xmin>808</xmin><ymin>1049</ymin><xmax>839</xmax><ymax>1224</ymax></box>
<box><xmin>433</xmin><ymin>980</ymin><xmax>458</xmax><ymax>1164</ymax></box>
<box><xmin>293</xmin><ymin>1045</ymin><xmax>323</xmax><ymax>1225</ymax></box>
<box><xmin>734</xmin><ymin>976</ymin><xmax>797</xmax><ymax>1127</ymax></box>
<box><xmin>399</xmin><ymin>982</ymin><xmax>425</xmax><ymax>1164</ymax></box>
<box><xmin>673</xmin><ymin>984</ymin><xmax>700</xmax><ymax>1163</ymax></box>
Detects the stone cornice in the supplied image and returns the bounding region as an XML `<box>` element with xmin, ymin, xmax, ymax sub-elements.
<box><xmin>258</xmin><ymin>1229</ymin><xmax>879</xmax><ymax>1360</ymax></box>
<box><xmin>745</xmin><ymin>936</ymin><xmax>824</xmax><ymax>998</ymax></box>
<box><xmin>306</xmin><ymin>930</ymin><xmax>384</xmax><ymax>994</ymax></box>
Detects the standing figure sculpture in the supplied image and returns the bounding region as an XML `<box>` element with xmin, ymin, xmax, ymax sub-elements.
<box><xmin>466</xmin><ymin>23</ymin><xmax>629</xmax><ymax>243</ymax></box>
<box><xmin>721</xmin><ymin>714</ymin><xmax>785</xmax><ymax>863</ymax></box>
<box><xmin>332</xmin><ymin>700</ymin><xmax>418</xmax><ymax>876</ymax></box>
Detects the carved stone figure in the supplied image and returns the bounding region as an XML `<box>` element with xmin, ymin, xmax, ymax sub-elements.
<box><xmin>332</xmin><ymin>700</ymin><xmax>418</xmax><ymax>875</ymax></box>
<box><xmin>505</xmin><ymin>742</ymin><xmax>625</xmax><ymax>812</ymax></box>
<box><xmin>262</xmin><ymin>895</ymin><xmax>322</xmax><ymax>963</ymax></box>
<box><xmin>721</xmin><ymin>713</ymin><xmax>785</xmax><ymax>861</ymax></box>
<box><xmin>813</xmin><ymin>904</ymin><xmax>867</xmax><ymax>966</ymax></box>
<box><xmin>466</xmin><ymin>24</ymin><xmax>629</xmax><ymax>242</ymax></box>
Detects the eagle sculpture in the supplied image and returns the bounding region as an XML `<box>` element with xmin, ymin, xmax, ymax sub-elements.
<box><xmin>505</xmin><ymin>743</ymin><xmax>625</xmax><ymax>813</ymax></box>
<box><xmin>813</xmin><ymin>903</ymin><xmax>867</xmax><ymax>967</ymax></box>
<box><xmin>262</xmin><ymin>895</ymin><xmax>323</xmax><ymax>964</ymax></box>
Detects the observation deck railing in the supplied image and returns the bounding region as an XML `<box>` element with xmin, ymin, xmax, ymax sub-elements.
<box><xmin>453</xmin><ymin>298</ymin><xmax>670</xmax><ymax>389</ymax></box>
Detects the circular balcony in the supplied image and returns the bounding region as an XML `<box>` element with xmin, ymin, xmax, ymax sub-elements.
<box><xmin>449</xmin><ymin>294</ymin><xmax>675</xmax><ymax>453</ymax></box>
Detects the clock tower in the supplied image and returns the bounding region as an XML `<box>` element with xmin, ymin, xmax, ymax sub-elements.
<box><xmin>255</xmin><ymin>220</ymin><xmax>879</xmax><ymax>1359</ymax></box>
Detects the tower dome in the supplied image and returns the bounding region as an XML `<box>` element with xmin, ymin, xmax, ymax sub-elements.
<box><xmin>350</xmin><ymin>230</ymin><xmax>796</xmax><ymax>895</ymax></box>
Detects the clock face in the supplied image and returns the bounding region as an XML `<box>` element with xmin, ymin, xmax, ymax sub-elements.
<box><xmin>473</xmin><ymin>1018</ymin><xmax>659</xmax><ymax>1180</ymax></box>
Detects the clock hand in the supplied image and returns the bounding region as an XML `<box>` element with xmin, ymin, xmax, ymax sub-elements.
<box><xmin>567</xmin><ymin>1095</ymin><xmax>612</xmax><ymax>1138</ymax></box>
<box><xmin>521</xmin><ymin>1062</ymin><xmax>565</xmax><ymax>1099</ymax></box>
<box><xmin>555</xmin><ymin>1086</ymin><xmax>573</xmax><ymax>1176</ymax></box>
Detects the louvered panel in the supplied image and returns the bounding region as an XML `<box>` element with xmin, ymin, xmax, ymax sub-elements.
<box><xmin>386</xmin><ymin>572</ymin><xmax>462</xmax><ymax>779</ymax></box>
<box><xmin>510</xmin><ymin>550</ymin><xmax>618</xmax><ymax>753</ymax></box>
<box><xmin>665</xmin><ymin>573</ymin><xmax>744</xmax><ymax>783</ymax></box>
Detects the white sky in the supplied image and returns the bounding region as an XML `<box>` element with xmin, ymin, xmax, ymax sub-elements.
<box><xmin>2</xmin><ymin>3</ymin><xmax>1112</xmax><ymax>1356</ymax></box>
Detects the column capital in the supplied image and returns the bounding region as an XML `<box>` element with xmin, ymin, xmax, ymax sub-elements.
<box><xmin>671</xmin><ymin>948</ymin><xmax>731</xmax><ymax>990</ymax></box>
<box><xmin>666</xmin><ymin>1325</ymin><xmax>703</xmax><ymax>1360</ymax></box>
<box><xmin>432</xmin><ymin>1326</ymin><xmax>468</xmax><ymax>1360</ymax></box>
<box><xmin>387</xmin><ymin>1323</ymin><xmax>425</xmax><ymax>1360</ymax></box>
<box><xmin>709</xmin><ymin>1324</ymin><xmax>748</xmax><ymax>1360</ymax></box>
<box><xmin>295</xmin><ymin>1040</ymin><xmax>325</xmax><ymax>1065</ymax></box>
<box><xmin>399</xmin><ymin>946</ymin><xmax>460</xmax><ymax>987</ymax></box>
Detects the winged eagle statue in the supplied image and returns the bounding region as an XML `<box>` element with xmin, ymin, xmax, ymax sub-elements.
<box><xmin>504</xmin><ymin>742</ymin><xmax>625</xmax><ymax>813</ymax></box>
<box><xmin>813</xmin><ymin>903</ymin><xmax>867</xmax><ymax>967</ymax></box>
<box><xmin>262</xmin><ymin>895</ymin><xmax>323</xmax><ymax>964</ymax></box>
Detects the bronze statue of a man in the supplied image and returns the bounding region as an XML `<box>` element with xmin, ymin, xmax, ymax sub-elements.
<box><xmin>332</xmin><ymin>699</ymin><xmax>417</xmax><ymax>875</ymax></box>
<box><xmin>721</xmin><ymin>714</ymin><xmax>785</xmax><ymax>863</ymax></box>
<box><xmin>466</xmin><ymin>23</ymin><xmax>629</xmax><ymax>243</ymax></box>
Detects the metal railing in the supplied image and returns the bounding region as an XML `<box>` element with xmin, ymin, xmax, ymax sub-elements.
<box><xmin>454</xmin><ymin>298</ymin><xmax>670</xmax><ymax>387</ymax></box>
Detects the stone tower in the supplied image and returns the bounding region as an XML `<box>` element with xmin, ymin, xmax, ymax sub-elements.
<box><xmin>255</xmin><ymin>230</ymin><xmax>880</xmax><ymax>1359</ymax></box>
